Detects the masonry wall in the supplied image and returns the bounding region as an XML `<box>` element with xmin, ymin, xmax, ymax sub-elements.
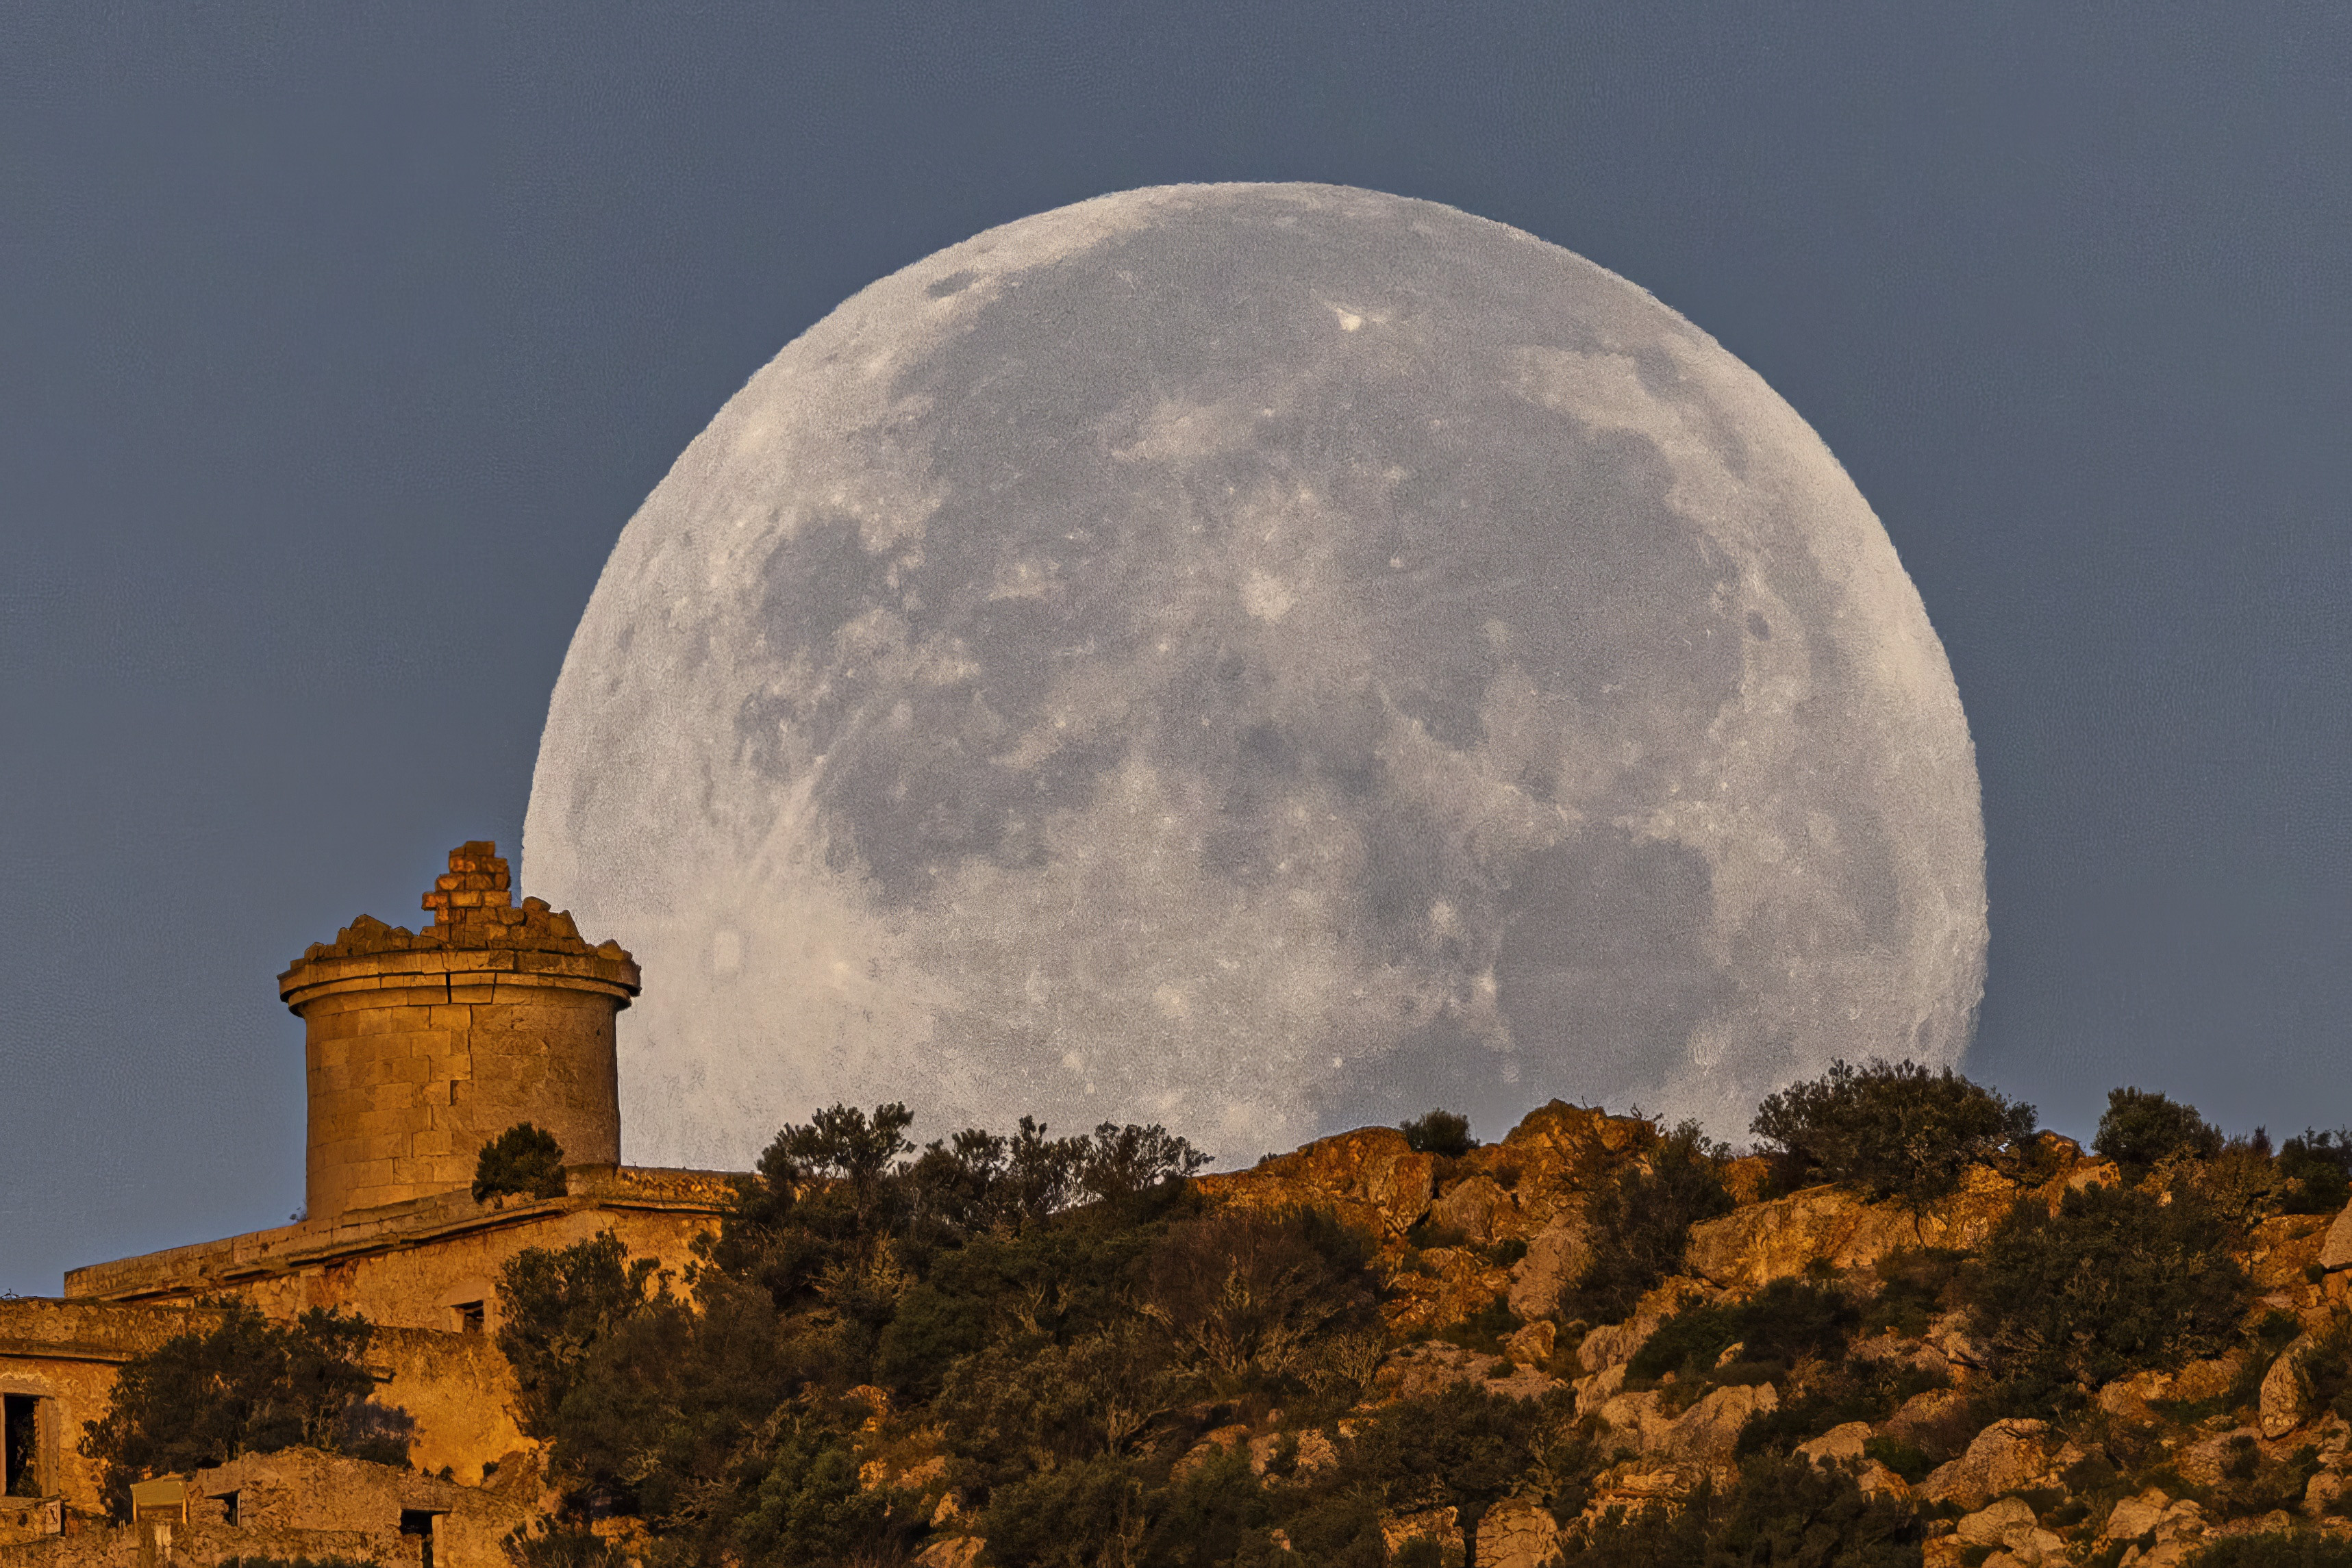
<box><xmin>0</xmin><ymin>1298</ymin><xmax>550</xmax><ymax>1514</ymax></box>
<box><xmin>298</xmin><ymin>971</ymin><xmax>625</xmax><ymax>1220</ymax></box>
<box><xmin>0</xmin><ymin>1301</ymin><xmax>197</xmax><ymax>1513</ymax></box>
<box><xmin>67</xmin><ymin>1169</ymin><xmax>730</xmax><ymax>1336</ymax></box>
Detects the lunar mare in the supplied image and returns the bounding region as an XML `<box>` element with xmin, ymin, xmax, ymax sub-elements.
<box><xmin>524</xmin><ymin>183</ymin><xmax>1985</xmax><ymax>1167</ymax></box>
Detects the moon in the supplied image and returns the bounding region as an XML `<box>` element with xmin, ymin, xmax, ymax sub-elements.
<box><xmin>523</xmin><ymin>183</ymin><xmax>1985</xmax><ymax>1167</ymax></box>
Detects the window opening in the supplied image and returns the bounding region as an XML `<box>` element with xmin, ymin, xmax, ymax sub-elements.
<box><xmin>215</xmin><ymin>1490</ymin><xmax>240</xmax><ymax>1527</ymax></box>
<box><xmin>454</xmin><ymin>1301</ymin><xmax>485</xmax><ymax>1335</ymax></box>
<box><xmin>3</xmin><ymin>1394</ymin><xmax>37</xmax><ymax>1497</ymax></box>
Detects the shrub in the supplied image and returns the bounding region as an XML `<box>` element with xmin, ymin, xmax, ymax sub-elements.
<box><xmin>81</xmin><ymin>1300</ymin><xmax>405</xmax><ymax>1519</ymax></box>
<box><xmin>2093</xmin><ymin>1087</ymin><xmax>2223</xmax><ymax>1177</ymax></box>
<box><xmin>1138</xmin><ymin>1206</ymin><xmax>1378</xmax><ymax>1380</ymax></box>
<box><xmin>983</xmin><ymin>1452</ymin><xmax>1150</xmax><ymax>1568</ymax></box>
<box><xmin>1338</xmin><ymin>1382</ymin><xmax>1563</xmax><ymax>1546</ymax></box>
<box><xmin>1557</xmin><ymin>1452</ymin><xmax>1921</xmax><ymax>1565</ymax></box>
<box><xmin>1564</xmin><ymin>1120</ymin><xmax>1734</xmax><ymax>1324</ymax></box>
<box><xmin>502</xmin><ymin>1519</ymin><xmax>624</xmax><ymax>1568</ymax></box>
<box><xmin>1964</xmin><ymin>1180</ymin><xmax>2248</xmax><ymax>1401</ymax></box>
<box><xmin>2188</xmin><ymin>1534</ymin><xmax>2352</xmax><ymax>1568</ymax></box>
<box><xmin>472</xmin><ymin>1123</ymin><xmax>566</xmax><ymax>1203</ymax></box>
<box><xmin>2214</xmin><ymin>1437</ymin><xmax>2323</xmax><ymax>1521</ymax></box>
<box><xmin>1751</xmin><ymin>1059</ymin><xmax>2036</xmax><ymax>1204</ymax></box>
<box><xmin>2289</xmin><ymin>1313</ymin><xmax>2352</xmax><ymax>1425</ymax></box>
<box><xmin>1401</xmin><ymin>1110</ymin><xmax>1477</xmax><ymax>1158</ymax></box>
<box><xmin>1860</xmin><ymin>1249</ymin><xmax>1966</xmax><ymax>1339</ymax></box>
<box><xmin>2276</xmin><ymin>1129</ymin><xmax>2352</xmax><ymax>1215</ymax></box>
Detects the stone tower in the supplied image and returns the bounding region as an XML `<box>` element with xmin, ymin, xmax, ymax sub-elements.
<box><xmin>278</xmin><ymin>842</ymin><xmax>640</xmax><ymax>1223</ymax></box>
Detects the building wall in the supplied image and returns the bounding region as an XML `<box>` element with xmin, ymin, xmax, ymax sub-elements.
<box><xmin>67</xmin><ymin>1170</ymin><xmax>730</xmax><ymax>1335</ymax></box>
<box><xmin>0</xmin><ymin>1296</ymin><xmax>562</xmax><ymax>1514</ymax></box>
<box><xmin>0</xmin><ymin>1300</ymin><xmax>209</xmax><ymax>1511</ymax></box>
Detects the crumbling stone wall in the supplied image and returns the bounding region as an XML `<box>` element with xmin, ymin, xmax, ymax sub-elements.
<box><xmin>0</xmin><ymin>1298</ymin><xmax>540</xmax><ymax>1513</ymax></box>
<box><xmin>0</xmin><ymin>1302</ymin><xmax>217</xmax><ymax>1513</ymax></box>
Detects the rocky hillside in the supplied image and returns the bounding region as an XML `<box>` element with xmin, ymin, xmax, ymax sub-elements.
<box><xmin>1144</xmin><ymin>1098</ymin><xmax>2352</xmax><ymax>1567</ymax></box>
<box><xmin>55</xmin><ymin>1078</ymin><xmax>2352</xmax><ymax>1568</ymax></box>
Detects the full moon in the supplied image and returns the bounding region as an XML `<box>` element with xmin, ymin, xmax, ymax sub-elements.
<box><xmin>523</xmin><ymin>183</ymin><xmax>1985</xmax><ymax>1167</ymax></box>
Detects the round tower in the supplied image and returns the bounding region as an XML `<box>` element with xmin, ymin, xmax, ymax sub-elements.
<box><xmin>278</xmin><ymin>842</ymin><xmax>640</xmax><ymax>1223</ymax></box>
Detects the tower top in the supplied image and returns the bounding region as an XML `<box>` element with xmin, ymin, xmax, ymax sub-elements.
<box><xmin>282</xmin><ymin>841</ymin><xmax>636</xmax><ymax>973</ymax></box>
<box><xmin>275</xmin><ymin>840</ymin><xmax>636</xmax><ymax>1222</ymax></box>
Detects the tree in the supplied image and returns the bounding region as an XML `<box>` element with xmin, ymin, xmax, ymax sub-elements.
<box><xmin>2092</xmin><ymin>1087</ymin><xmax>2224</xmax><ymax>1178</ymax></box>
<box><xmin>1964</xmin><ymin>1179</ymin><xmax>2248</xmax><ymax>1402</ymax></box>
<box><xmin>1400</xmin><ymin>1110</ymin><xmax>1477</xmax><ymax>1158</ymax></box>
<box><xmin>1138</xmin><ymin>1207</ymin><xmax>1377</xmax><ymax>1380</ymax></box>
<box><xmin>1565</xmin><ymin>1119</ymin><xmax>1734</xmax><ymax>1324</ymax></box>
<box><xmin>494</xmin><ymin>1231</ymin><xmax>661</xmax><ymax>1439</ymax></box>
<box><xmin>2275</xmin><ymin>1129</ymin><xmax>2352</xmax><ymax>1216</ymax></box>
<box><xmin>82</xmin><ymin>1300</ymin><xmax>405</xmax><ymax>1519</ymax></box>
<box><xmin>473</xmin><ymin>1123</ymin><xmax>566</xmax><ymax>1203</ymax></box>
<box><xmin>1752</xmin><ymin>1059</ymin><xmax>2036</xmax><ymax>1204</ymax></box>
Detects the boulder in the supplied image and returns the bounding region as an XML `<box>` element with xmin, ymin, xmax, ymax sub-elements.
<box><xmin>1880</xmin><ymin>1386</ymin><xmax>1970</xmax><ymax>1445</ymax></box>
<box><xmin>1575</xmin><ymin>1363</ymin><xmax>1627</xmax><ymax>1419</ymax></box>
<box><xmin>1375</xmin><ymin>1340</ymin><xmax>1558</xmax><ymax>1404</ymax></box>
<box><xmin>1795</xmin><ymin>1422</ymin><xmax>1872</xmax><ymax>1467</ymax></box>
<box><xmin>1479</xmin><ymin>1101</ymin><xmax>1651</xmax><ymax>1228</ymax></box>
<box><xmin>1507</xmin><ymin>1214</ymin><xmax>1592</xmax><ymax>1321</ymax></box>
<box><xmin>1380</xmin><ymin>1505</ymin><xmax>1462</xmax><ymax>1563</ymax></box>
<box><xmin>1504</xmin><ymin>1319</ymin><xmax>1557</xmax><ymax>1367</ymax></box>
<box><xmin>1595</xmin><ymin>1389</ymin><xmax>1675</xmax><ymax>1454</ymax></box>
<box><xmin>2320</xmin><ymin>1202</ymin><xmax>2352</xmax><ymax>1272</ymax></box>
<box><xmin>2173</xmin><ymin>1353</ymin><xmax>2246</xmax><ymax>1402</ymax></box>
<box><xmin>1598</xmin><ymin>1382</ymin><xmax>1779</xmax><ymax>1463</ymax></box>
<box><xmin>1949</xmin><ymin>1495</ymin><xmax>2064</xmax><ymax>1567</ymax></box>
<box><xmin>1684</xmin><ymin>1165</ymin><xmax>2023</xmax><ymax>1291</ymax></box>
<box><xmin>1429</xmin><ymin>1174</ymin><xmax>1523</xmax><ymax>1243</ymax></box>
<box><xmin>1660</xmin><ymin>1382</ymin><xmax>1777</xmax><ymax>1464</ymax></box>
<box><xmin>2100</xmin><ymin>1489</ymin><xmax>2171</xmax><ymax>1543</ymax></box>
<box><xmin>1853</xmin><ymin>1460</ymin><xmax>1910</xmax><ymax>1501</ymax></box>
<box><xmin>1385</xmin><ymin>1249</ymin><xmax>1518</xmax><ymax>1337</ymax></box>
<box><xmin>2098</xmin><ymin>1369</ymin><xmax>2174</xmax><ymax>1422</ymax></box>
<box><xmin>1377</xmin><ymin>1343</ymin><xmax>1503</xmax><ymax>1402</ymax></box>
<box><xmin>914</xmin><ymin>1537</ymin><xmax>984</xmax><ymax>1568</ymax></box>
<box><xmin>1475</xmin><ymin>1497</ymin><xmax>1561</xmax><ymax>1568</ymax></box>
<box><xmin>1577</xmin><ymin>1278</ymin><xmax>1715</xmax><ymax>1371</ymax></box>
<box><xmin>1198</xmin><ymin>1127</ymin><xmax>1436</xmax><ymax>1241</ymax></box>
<box><xmin>1918</xmin><ymin>1419</ymin><xmax>2078</xmax><ymax>1510</ymax></box>
<box><xmin>1580</xmin><ymin>1462</ymin><xmax>1700</xmax><ymax>1523</ymax></box>
<box><xmin>2249</xmin><ymin>1213</ymin><xmax>2331</xmax><ymax>1291</ymax></box>
<box><xmin>2261</xmin><ymin>1339</ymin><xmax>2314</xmax><ymax>1439</ymax></box>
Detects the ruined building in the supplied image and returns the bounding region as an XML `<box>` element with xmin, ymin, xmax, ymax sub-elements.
<box><xmin>0</xmin><ymin>843</ymin><xmax>729</xmax><ymax>1547</ymax></box>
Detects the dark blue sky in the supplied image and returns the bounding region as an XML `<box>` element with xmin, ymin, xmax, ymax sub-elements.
<box><xmin>3</xmin><ymin>3</ymin><xmax>2347</xmax><ymax>1293</ymax></box>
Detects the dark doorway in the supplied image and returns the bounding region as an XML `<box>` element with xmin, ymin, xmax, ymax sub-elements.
<box><xmin>401</xmin><ymin>1508</ymin><xmax>438</xmax><ymax>1568</ymax></box>
<box><xmin>3</xmin><ymin>1394</ymin><xmax>36</xmax><ymax>1496</ymax></box>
